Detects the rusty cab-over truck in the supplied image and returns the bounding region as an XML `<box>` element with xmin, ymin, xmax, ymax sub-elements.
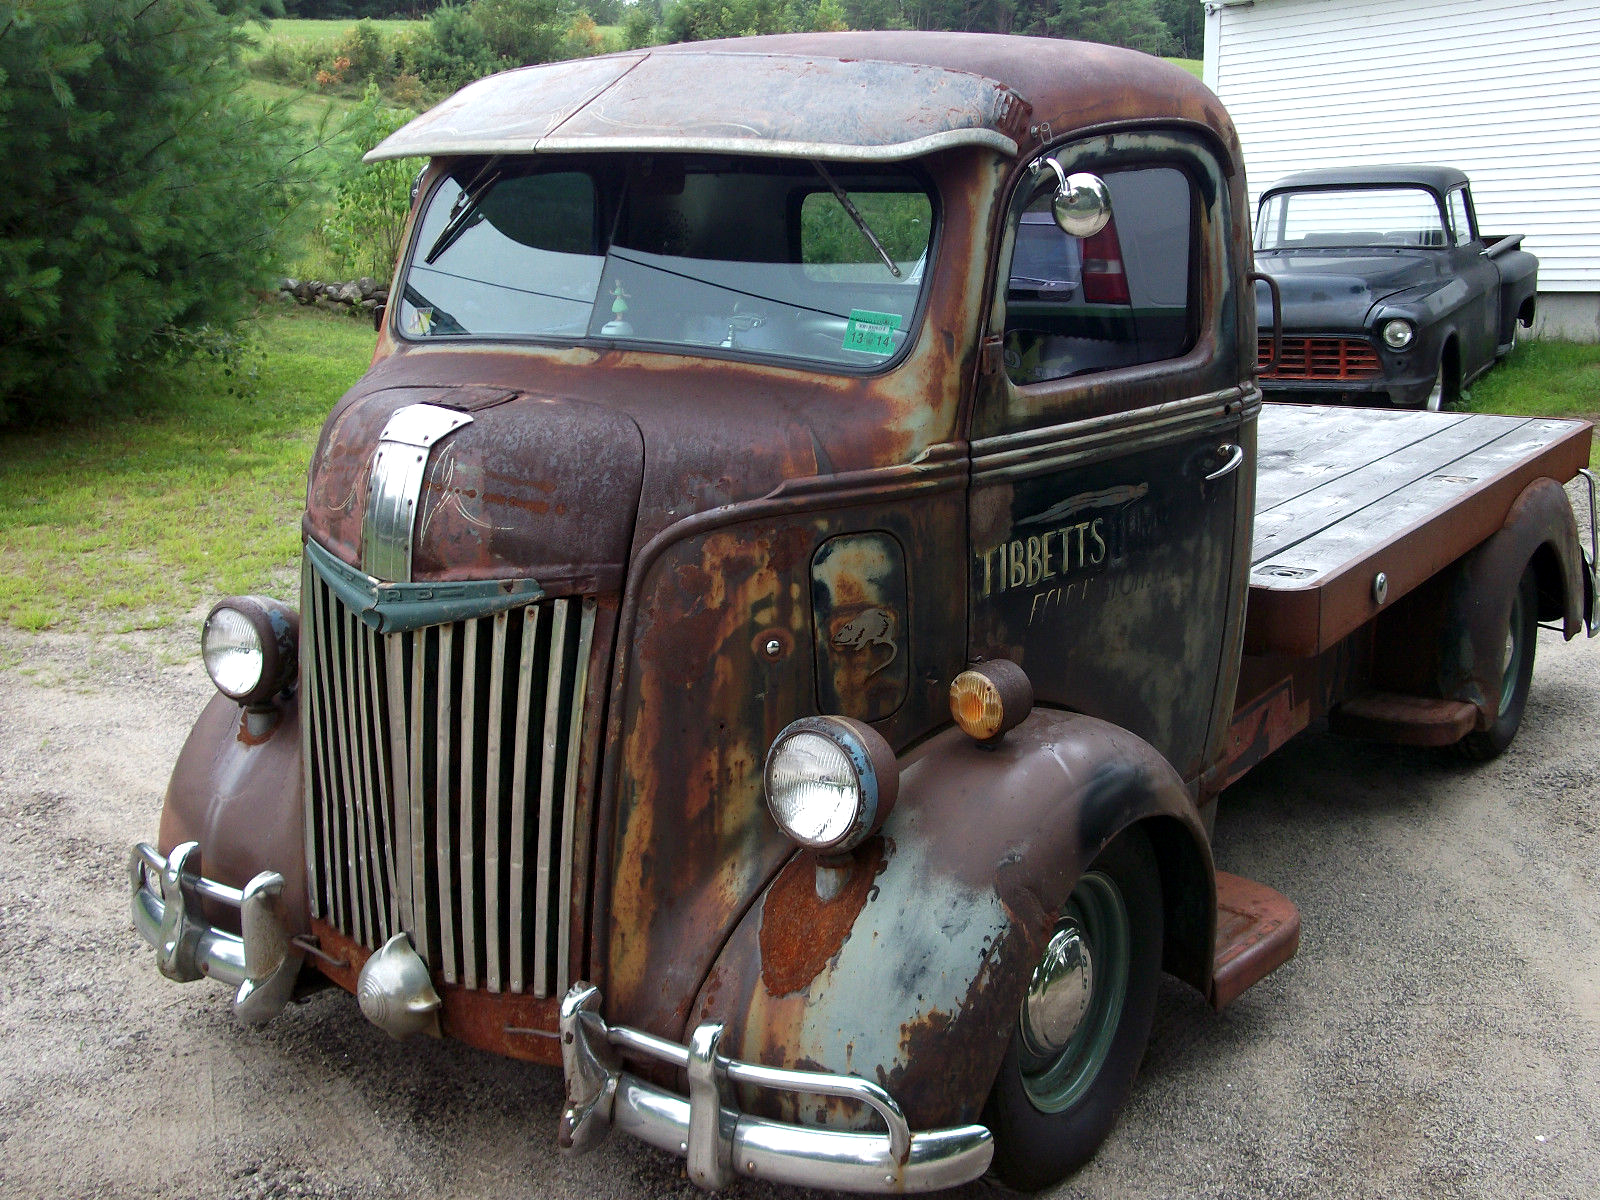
<box><xmin>130</xmin><ymin>33</ymin><xmax>1599</xmax><ymax>1194</ymax></box>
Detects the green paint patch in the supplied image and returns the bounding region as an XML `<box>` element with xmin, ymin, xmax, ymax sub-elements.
<box><xmin>843</xmin><ymin>309</ymin><xmax>902</xmax><ymax>356</ymax></box>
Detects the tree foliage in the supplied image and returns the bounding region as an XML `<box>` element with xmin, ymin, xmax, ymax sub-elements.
<box><xmin>0</xmin><ymin>0</ymin><xmax>304</xmax><ymax>423</ymax></box>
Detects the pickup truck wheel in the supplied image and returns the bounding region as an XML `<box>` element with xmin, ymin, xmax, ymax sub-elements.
<box><xmin>1458</xmin><ymin>566</ymin><xmax>1539</xmax><ymax>760</ymax></box>
<box><xmin>983</xmin><ymin>827</ymin><xmax>1162</xmax><ymax>1190</ymax></box>
<box><xmin>1424</xmin><ymin>364</ymin><xmax>1447</xmax><ymax>411</ymax></box>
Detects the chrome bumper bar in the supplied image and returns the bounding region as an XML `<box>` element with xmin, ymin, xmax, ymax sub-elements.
<box><xmin>128</xmin><ymin>841</ymin><xmax>303</xmax><ymax>1024</ymax></box>
<box><xmin>557</xmin><ymin>984</ymin><xmax>993</xmax><ymax>1192</ymax></box>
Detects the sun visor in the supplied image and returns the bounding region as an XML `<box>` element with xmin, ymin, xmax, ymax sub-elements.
<box><xmin>367</xmin><ymin>50</ymin><xmax>1030</xmax><ymax>164</ymax></box>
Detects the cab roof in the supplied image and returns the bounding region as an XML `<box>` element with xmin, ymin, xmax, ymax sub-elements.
<box><xmin>368</xmin><ymin>32</ymin><xmax>1234</xmax><ymax>167</ymax></box>
<box><xmin>1262</xmin><ymin>165</ymin><xmax>1470</xmax><ymax>197</ymax></box>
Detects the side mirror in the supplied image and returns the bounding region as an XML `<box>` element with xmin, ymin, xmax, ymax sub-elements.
<box><xmin>1039</xmin><ymin>158</ymin><xmax>1112</xmax><ymax>238</ymax></box>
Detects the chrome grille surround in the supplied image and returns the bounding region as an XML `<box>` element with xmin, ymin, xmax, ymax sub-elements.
<box><xmin>301</xmin><ymin>555</ymin><xmax>597</xmax><ymax>997</ymax></box>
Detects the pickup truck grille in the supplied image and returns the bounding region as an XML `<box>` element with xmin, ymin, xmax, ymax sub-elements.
<box><xmin>1258</xmin><ymin>335</ymin><xmax>1382</xmax><ymax>380</ymax></box>
<box><xmin>300</xmin><ymin>561</ymin><xmax>597</xmax><ymax>997</ymax></box>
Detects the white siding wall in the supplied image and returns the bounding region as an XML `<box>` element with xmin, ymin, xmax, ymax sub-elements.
<box><xmin>1203</xmin><ymin>0</ymin><xmax>1600</xmax><ymax>294</ymax></box>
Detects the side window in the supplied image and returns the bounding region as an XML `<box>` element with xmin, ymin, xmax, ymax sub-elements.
<box><xmin>1003</xmin><ymin>166</ymin><xmax>1193</xmax><ymax>386</ymax></box>
<box><xmin>1447</xmin><ymin>187</ymin><xmax>1474</xmax><ymax>246</ymax></box>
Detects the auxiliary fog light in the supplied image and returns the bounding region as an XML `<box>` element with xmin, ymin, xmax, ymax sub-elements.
<box><xmin>949</xmin><ymin>659</ymin><xmax>1034</xmax><ymax>744</ymax></box>
<box><xmin>1381</xmin><ymin>319</ymin><xmax>1415</xmax><ymax>350</ymax></box>
<box><xmin>764</xmin><ymin>716</ymin><xmax>898</xmax><ymax>853</ymax></box>
<box><xmin>202</xmin><ymin>596</ymin><xmax>299</xmax><ymax>706</ymax></box>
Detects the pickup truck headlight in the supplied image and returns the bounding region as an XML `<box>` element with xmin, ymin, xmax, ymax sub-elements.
<box><xmin>202</xmin><ymin>596</ymin><xmax>299</xmax><ymax>706</ymax></box>
<box><xmin>764</xmin><ymin>716</ymin><xmax>898</xmax><ymax>853</ymax></box>
<box><xmin>1381</xmin><ymin>319</ymin><xmax>1415</xmax><ymax>350</ymax></box>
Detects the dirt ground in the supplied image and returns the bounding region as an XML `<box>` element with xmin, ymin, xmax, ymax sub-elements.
<box><xmin>2</xmin><ymin>608</ymin><xmax>1598</xmax><ymax>1200</ymax></box>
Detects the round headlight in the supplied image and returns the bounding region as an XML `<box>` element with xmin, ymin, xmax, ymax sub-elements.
<box><xmin>202</xmin><ymin>596</ymin><xmax>299</xmax><ymax>706</ymax></box>
<box><xmin>1381</xmin><ymin>319</ymin><xmax>1415</xmax><ymax>350</ymax></box>
<box><xmin>764</xmin><ymin>716</ymin><xmax>898</xmax><ymax>853</ymax></box>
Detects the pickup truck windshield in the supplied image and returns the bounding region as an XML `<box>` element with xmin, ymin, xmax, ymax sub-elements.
<box><xmin>398</xmin><ymin>155</ymin><xmax>934</xmax><ymax>369</ymax></box>
<box><xmin>1256</xmin><ymin>186</ymin><xmax>1448</xmax><ymax>251</ymax></box>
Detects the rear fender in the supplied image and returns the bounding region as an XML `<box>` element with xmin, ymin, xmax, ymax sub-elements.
<box><xmin>1442</xmin><ymin>476</ymin><xmax>1586</xmax><ymax>725</ymax></box>
<box><xmin>689</xmin><ymin>709</ymin><xmax>1212</xmax><ymax>1131</ymax></box>
<box><xmin>158</xmin><ymin>689</ymin><xmax>308</xmax><ymax>935</ymax></box>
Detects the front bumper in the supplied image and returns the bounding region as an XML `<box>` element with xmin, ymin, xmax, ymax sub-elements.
<box><xmin>128</xmin><ymin>841</ymin><xmax>303</xmax><ymax>1024</ymax></box>
<box><xmin>559</xmin><ymin>984</ymin><xmax>994</xmax><ymax>1192</ymax></box>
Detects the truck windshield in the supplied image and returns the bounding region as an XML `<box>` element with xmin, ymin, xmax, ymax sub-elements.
<box><xmin>398</xmin><ymin>154</ymin><xmax>934</xmax><ymax>369</ymax></box>
<box><xmin>1255</xmin><ymin>186</ymin><xmax>1448</xmax><ymax>251</ymax></box>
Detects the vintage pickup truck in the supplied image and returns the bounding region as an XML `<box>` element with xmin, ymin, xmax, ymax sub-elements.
<box><xmin>1253</xmin><ymin>166</ymin><xmax>1539</xmax><ymax>411</ymax></box>
<box><xmin>129</xmin><ymin>33</ymin><xmax>1599</xmax><ymax>1194</ymax></box>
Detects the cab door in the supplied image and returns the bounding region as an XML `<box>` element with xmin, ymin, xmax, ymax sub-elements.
<box><xmin>967</xmin><ymin>129</ymin><xmax>1255</xmax><ymax>788</ymax></box>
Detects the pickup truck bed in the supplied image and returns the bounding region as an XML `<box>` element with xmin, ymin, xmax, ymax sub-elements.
<box><xmin>1245</xmin><ymin>404</ymin><xmax>1592</xmax><ymax>658</ymax></box>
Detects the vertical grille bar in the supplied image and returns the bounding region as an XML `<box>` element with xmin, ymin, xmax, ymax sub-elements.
<box><xmin>362</xmin><ymin>624</ymin><xmax>401</xmax><ymax>933</ymax></box>
<box><xmin>330</xmin><ymin>605</ymin><xmax>371</xmax><ymax>947</ymax></box>
<box><xmin>301</xmin><ymin>568</ymin><xmax>328</xmax><ymax>921</ymax></box>
<box><xmin>555</xmin><ymin>600</ymin><xmax>596</xmax><ymax>994</ymax></box>
<box><xmin>508</xmin><ymin>606</ymin><xmax>542</xmax><ymax>994</ymax></box>
<box><xmin>434</xmin><ymin>623</ymin><xmax>458</xmax><ymax>982</ymax></box>
<box><xmin>313</xmin><ymin>579</ymin><xmax>349</xmax><ymax>933</ymax></box>
<box><xmin>347</xmin><ymin>606</ymin><xmax>389</xmax><ymax>945</ymax></box>
<box><xmin>408</xmin><ymin>629</ymin><xmax>432</xmax><ymax>962</ymax></box>
<box><xmin>384</xmin><ymin>635</ymin><xmax>414</xmax><ymax>947</ymax></box>
<box><xmin>533</xmin><ymin>600</ymin><xmax>570</xmax><ymax>997</ymax></box>
<box><xmin>457</xmin><ymin>618</ymin><xmax>480</xmax><ymax>988</ymax></box>
<box><xmin>483</xmin><ymin>611</ymin><xmax>509</xmax><ymax>992</ymax></box>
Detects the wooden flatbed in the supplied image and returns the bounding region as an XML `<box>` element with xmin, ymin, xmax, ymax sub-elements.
<box><xmin>1244</xmin><ymin>405</ymin><xmax>1592</xmax><ymax>658</ymax></box>
<box><xmin>1217</xmin><ymin>404</ymin><xmax>1592</xmax><ymax>791</ymax></box>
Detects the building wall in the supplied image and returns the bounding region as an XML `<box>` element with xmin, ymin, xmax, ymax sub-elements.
<box><xmin>1204</xmin><ymin>0</ymin><xmax>1600</xmax><ymax>338</ymax></box>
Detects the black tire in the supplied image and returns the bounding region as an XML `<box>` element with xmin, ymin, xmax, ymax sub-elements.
<box><xmin>983</xmin><ymin>827</ymin><xmax>1162</xmax><ymax>1191</ymax></box>
<box><xmin>1423</xmin><ymin>359</ymin><xmax>1458</xmax><ymax>411</ymax></box>
<box><xmin>1458</xmin><ymin>565</ymin><xmax>1538</xmax><ymax>760</ymax></box>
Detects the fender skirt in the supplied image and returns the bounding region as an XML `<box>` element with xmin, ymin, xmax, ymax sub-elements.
<box><xmin>158</xmin><ymin>689</ymin><xmax>309</xmax><ymax>936</ymax></box>
<box><xmin>689</xmin><ymin>709</ymin><xmax>1212</xmax><ymax>1132</ymax></box>
<box><xmin>1441</xmin><ymin>476</ymin><xmax>1586</xmax><ymax>725</ymax></box>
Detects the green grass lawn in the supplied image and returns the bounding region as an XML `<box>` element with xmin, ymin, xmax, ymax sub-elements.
<box><xmin>1466</xmin><ymin>339</ymin><xmax>1600</xmax><ymax>467</ymax></box>
<box><xmin>0</xmin><ymin>309</ymin><xmax>374</xmax><ymax>634</ymax></box>
<box><xmin>243</xmin><ymin>17</ymin><xmax>425</xmax><ymax>60</ymax></box>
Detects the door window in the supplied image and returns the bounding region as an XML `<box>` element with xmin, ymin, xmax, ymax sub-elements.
<box><xmin>1003</xmin><ymin>167</ymin><xmax>1194</xmax><ymax>386</ymax></box>
<box><xmin>1447</xmin><ymin>187</ymin><xmax>1475</xmax><ymax>246</ymax></box>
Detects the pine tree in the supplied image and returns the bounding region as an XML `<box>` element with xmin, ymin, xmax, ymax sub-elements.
<box><xmin>0</xmin><ymin>0</ymin><xmax>302</xmax><ymax>422</ymax></box>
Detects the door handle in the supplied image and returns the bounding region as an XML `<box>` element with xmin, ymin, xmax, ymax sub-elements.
<box><xmin>1204</xmin><ymin>442</ymin><xmax>1244</xmax><ymax>482</ymax></box>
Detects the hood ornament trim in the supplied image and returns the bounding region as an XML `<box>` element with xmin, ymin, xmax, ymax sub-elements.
<box><xmin>361</xmin><ymin>403</ymin><xmax>474</xmax><ymax>582</ymax></box>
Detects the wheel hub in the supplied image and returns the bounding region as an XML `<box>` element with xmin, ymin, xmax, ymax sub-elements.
<box><xmin>1022</xmin><ymin>925</ymin><xmax>1094</xmax><ymax>1056</ymax></box>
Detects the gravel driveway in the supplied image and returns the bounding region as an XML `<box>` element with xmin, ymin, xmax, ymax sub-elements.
<box><xmin>2</xmin><ymin>618</ymin><xmax>1597</xmax><ymax>1200</ymax></box>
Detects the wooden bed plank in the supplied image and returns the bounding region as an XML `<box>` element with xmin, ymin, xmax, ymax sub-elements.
<box><xmin>1253</xmin><ymin>406</ymin><xmax>1471</xmax><ymax>512</ymax></box>
<box><xmin>1252</xmin><ymin>414</ymin><xmax>1548</xmax><ymax>572</ymax></box>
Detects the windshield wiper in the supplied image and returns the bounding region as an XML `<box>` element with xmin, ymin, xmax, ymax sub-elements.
<box><xmin>811</xmin><ymin>160</ymin><xmax>901</xmax><ymax>279</ymax></box>
<box><xmin>423</xmin><ymin>158</ymin><xmax>503</xmax><ymax>265</ymax></box>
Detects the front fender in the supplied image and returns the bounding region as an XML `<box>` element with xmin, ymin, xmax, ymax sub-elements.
<box><xmin>689</xmin><ymin>709</ymin><xmax>1211</xmax><ymax>1131</ymax></box>
<box><xmin>157</xmin><ymin>688</ymin><xmax>308</xmax><ymax>936</ymax></box>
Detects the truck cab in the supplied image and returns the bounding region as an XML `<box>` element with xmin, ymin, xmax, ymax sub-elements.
<box><xmin>129</xmin><ymin>33</ymin><xmax>1596</xmax><ymax>1195</ymax></box>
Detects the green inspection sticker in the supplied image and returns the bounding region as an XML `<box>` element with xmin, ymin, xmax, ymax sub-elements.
<box><xmin>843</xmin><ymin>309</ymin><xmax>902</xmax><ymax>356</ymax></box>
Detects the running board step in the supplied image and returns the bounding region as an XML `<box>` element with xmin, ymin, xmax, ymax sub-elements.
<box><xmin>1329</xmin><ymin>692</ymin><xmax>1478</xmax><ymax>746</ymax></box>
<box><xmin>1211</xmin><ymin>872</ymin><xmax>1301</xmax><ymax>1010</ymax></box>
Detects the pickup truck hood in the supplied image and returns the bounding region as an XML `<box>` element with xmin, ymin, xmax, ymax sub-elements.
<box><xmin>1256</xmin><ymin>249</ymin><xmax>1443</xmax><ymax>330</ymax></box>
<box><xmin>304</xmin><ymin>382</ymin><xmax>645</xmax><ymax>597</ymax></box>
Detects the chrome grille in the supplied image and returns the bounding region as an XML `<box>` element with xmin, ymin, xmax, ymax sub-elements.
<box><xmin>301</xmin><ymin>560</ymin><xmax>596</xmax><ymax>996</ymax></box>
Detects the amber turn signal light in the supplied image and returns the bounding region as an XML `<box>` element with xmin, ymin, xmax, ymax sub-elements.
<box><xmin>949</xmin><ymin>659</ymin><xmax>1033</xmax><ymax>744</ymax></box>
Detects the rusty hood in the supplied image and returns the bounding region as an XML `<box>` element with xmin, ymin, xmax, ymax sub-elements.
<box><xmin>304</xmin><ymin>382</ymin><xmax>644</xmax><ymax>598</ymax></box>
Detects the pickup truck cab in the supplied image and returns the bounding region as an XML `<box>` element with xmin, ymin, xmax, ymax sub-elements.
<box><xmin>1254</xmin><ymin>166</ymin><xmax>1539</xmax><ymax>410</ymax></box>
<box><xmin>128</xmin><ymin>34</ymin><xmax>1597</xmax><ymax>1194</ymax></box>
